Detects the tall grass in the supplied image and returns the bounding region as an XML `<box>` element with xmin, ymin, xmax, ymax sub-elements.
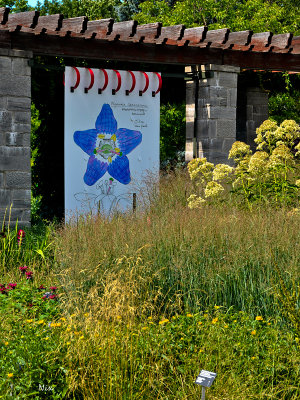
<box><xmin>55</xmin><ymin>170</ymin><xmax>300</xmax><ymax>320</ymax></box>
<box><xmin>52</xmin><ymin>170</ymin><xmax>299</xmax><ymax>399</ymax></box>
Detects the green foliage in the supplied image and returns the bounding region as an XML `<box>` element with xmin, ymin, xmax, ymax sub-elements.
<box><xmin>61</xmin><ymin>307</ymin><xmax>299</xmax><ymax>399</ymax></box>
<box><xmin>31</xmin><ymin>194</ymin><xmax>44</xmax><ymax>225</ymax></box>
<box><xmin>31</xmin><ymin>103</ymin><xmax>41</xmax><ymax>171</ymax></box>
<box><xmin>269</xmin><ymin>91</ymin><xmax>300</xmax><ymax>125</ymax></box>
<box><xmin>188</xmin><ymin>119</ymin><xmax>300</xmax><ymax>209</ymax></box>
<box><xmin>0</xmin><ymin>0</ymin><xmax>31</xmax><ymax>12</ymax></box>
<box><xmin>267</xmin><ymin>73</ymin><xmax>300</xmax><ymax>125</ymax></box>
<box><xmin>135</xmin><ymin>0</ymin><xmax>300</xmax><ymax>34</ymax></box>
<box><xmin>0</xmin><ymin>214</ymin><xmax>54</xmax><ymax>271</ymax></box>
<box><xmin>117</xmin><ymin>0</ymin><xmax>143</xmax><ymax>21</ymax></box>
<box><xmin>160</xmin><ymin>102</ymin><xmax>185</xmax><ymax>164</ymax></box>
<box><xmin>273</xmin><ymin>264</ymin><xmax>300</xmax><ymax>335</ymax></box>
<box><xmin>0</xmin><ymin>278</ymin><xmax>67</xmax><ymax>399</ymax></box>
<box><xmin>36</xmin><ymin>0</ymin><xmax>121</xmax><ymax>20</ymax></box>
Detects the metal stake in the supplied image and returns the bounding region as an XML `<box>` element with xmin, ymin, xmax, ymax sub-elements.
<box><xmin>201</xmin><ymin>386</ymin><xmax>206</xmax><ymax>400</ymax></box>
<box><xmin>133</xmin><ymin>193</ymin><xmax>136</xmax><ymax>212</ymax></box>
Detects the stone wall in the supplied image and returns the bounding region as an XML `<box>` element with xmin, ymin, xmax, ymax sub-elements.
<box><xmin>245</xmin><ymin>87</ymin><xmax>269</xmax><ymax>150</ymax></box>
<box><xmin>0</xmin><ymin>49</ymin><xmax>32</xmax><ymax>227</ymax></box>
<box><xmin>185</xmin><ymin>64</ymin><xmax>240</xmax><ymax>165</ymax></box>
<box><xmin>236</xmin><ymin>83</ymin><xmax>269</xmax><ymax>150</ymax></box>
<box><xmin>186</xmin><ymin>65</ymin><xmax>269</xmax><ymax>165</ymax></box>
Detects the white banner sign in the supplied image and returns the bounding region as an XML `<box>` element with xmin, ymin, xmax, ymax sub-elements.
<box><xmin>64</xmin><ymin>67</ymin><xmax>160</xmax><ymax>218</ymax></box>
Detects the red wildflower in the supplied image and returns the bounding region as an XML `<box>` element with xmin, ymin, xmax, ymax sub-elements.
<box><xmin>25</xmin><ymin>271</ymin><xmax>33</xmax><ymax>280</ymax></box>
<box><xmin>0</xmin><ymin>287</ymin><xmax>8</xmax><ymax>295</ymax></box>
<box><xmin>7</xmin><ymin>283</ymin><xmax>17</xmax><ymax>289</ymax></box>
<box><xmin>49</xmin><ymin>286</ymin><xmax>58</xmax><ymax>291</ymax></box>
<box><xmin>38</xmin><ymin>285</ymin><xmax>45</xmax><ymax>290</ymax></box>
<box><xmin>17</xmin><ymin>229</ymin><xmax>25</xmax><ymax>245</ymax></box>
<box><xmin>49</xmin><ymin>294</ymin><xmax>57</xmax><ymax>300</ymax></box>
<box><xmin>19</xmin><ymin>266</ymin><xmax>28</xmax><ymax>273</ymax></box>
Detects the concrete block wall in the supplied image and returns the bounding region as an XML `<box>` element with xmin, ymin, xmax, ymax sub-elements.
<box><xmin>186</xmin><ymin>65</ymin><xmax>269</xmax><ymax>165</ymax></box>
<box><xmin>246</xmin><ymin>87</ymin><xmax>269</xmax><ymax>150</ymax></box>
<box><xmin>0</xmin><ymin>49</ymin><xmax>32</xmax><ymax>227</ymax></box>
<box><xmin>185</xmin><ymin>64</ymin><xmax>240</xmax><ymax>165</ymax></box>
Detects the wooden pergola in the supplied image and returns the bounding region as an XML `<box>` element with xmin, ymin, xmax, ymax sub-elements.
<box><xmin>0</xmin><ymin>8</ymin><xmax>299</xmax><ymax>227</ymax></box>
<box><xmin>0</xmin><ymin>8</ymin><xmax>299</xmax><ymax>71</ymax></box>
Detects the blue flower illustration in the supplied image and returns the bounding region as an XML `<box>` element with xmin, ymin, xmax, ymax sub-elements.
<box><xmin>74</xmin><ymin>104</ymin><xmax>142</xmax><ymax>185</ymax></box>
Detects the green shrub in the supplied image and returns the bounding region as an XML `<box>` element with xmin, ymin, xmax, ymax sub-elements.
<box><xmin>269</xmin><ymin>91</ymin><xmax>300</xmax><ymax>125</ymax></box>
<box><xmin>160</xmin><ymin>103</ymin><xmax>186</xmax><ymax>166</ymax></box>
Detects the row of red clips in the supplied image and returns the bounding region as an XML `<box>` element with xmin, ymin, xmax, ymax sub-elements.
<box><xmin>66</xmin><ymin>68</ymin><xmax>162</xmax><ymax>97</ymax></box>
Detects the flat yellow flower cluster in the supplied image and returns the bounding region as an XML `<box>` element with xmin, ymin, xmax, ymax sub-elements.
<box><xmin>187</xmin><ymin>157</ymin><xmax>214</xmax><ymax>183</ymax></box>
<box><xmin>255</xmin><ymin>119</ymin><xmax>300</xmax><ymax>152</ymax></box>
<box><xmin>187</xmin><ymin>194</ymin><xmax>205</xmax><ymax>209</ymax></box>
<box><xmin>248</xmin><ymin>152</ymin><xmax>269</xmax><ymax>175</ymax></box>
<box><xmin>228</xmin><ymin>141</ymin><xmax>252</xmax><ymax>163</ymax></box>
<box><xmin>187</xmin><ymin>119</ymin><xmax>300</xmax><ymax>208</ymax></box>
<box><xmin>212</xmin><ymin>164</ymin><xmax>234</xmax><ymax>182</ymax></box>
<box><xmin>268</xmin><ymin>144</ymin><xmax>295</xmax><ymax>168</ymax></box>
<box><xmin>204</xmin><ymin>181</ymin><xmax>224</xmax><ymax>198</ymax></box>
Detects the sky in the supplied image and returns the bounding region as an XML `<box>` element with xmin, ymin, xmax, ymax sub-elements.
<box><xmin>27</xmin><ymin>0</ymin><xmax>39</xmax><ymax>7</ymax></box>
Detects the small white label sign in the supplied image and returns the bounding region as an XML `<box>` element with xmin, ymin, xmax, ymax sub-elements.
<box><xmin>195</xmin><ymin>370</ymin><xmax>217</xmax><ymax>387</ymax></box>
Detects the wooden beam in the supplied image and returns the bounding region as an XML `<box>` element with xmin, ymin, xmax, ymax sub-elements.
<box><xmin>271</xmin><ymin>33</ymin><xmax>292</xmax><ymax>49</ymax></box>
<box><xmin>133</xmin><ymin>23</ymin><xmax>161</xmax><ymax>43</ymax></box>
<box><xmin>251</xmin><ymin>32</ymin><xmax>272</xmax><ymax>47</ymax></box>
<box><xmin>60</xmin><ymin>16</ymin><xmax>88</xmax><ymax>34</ymax></box>
<box><xmin>178</xmin><ymin>26</ymin><xmax>207</xmax><ymax>46</ymax></box>
<box><xmin>84</xmin><ymin>19</ymin><xmax>113</xmax><ymax>39</ymax></box>
<box><xmin>156</xmin><ymin>25</ymin><xmax>185</xmax><ymax>45</ymax></box>
<box><xmin>201</xmin><ymin>28</ymin><xmax>229</xmax><ymax>47</ymax></box>
<box><xmin>290</xmin><ymin>36</ymin><xmax>300</xmax><ymax>54</ymax></box>
<box><xmin>249</xmin><ymin>32</ymin><xmax>272</xmax><ymax>52</ymax></box>
<box><xmin>223</xmin><ymin>50</ymin><xmax>300</xmax><ymax>72</ymax></box>
<box><xmin>225</xmin><ymin>30</ymin><xmax>252</xmax><ymax>50</ymax></box>
<box><xmin>37</xmin><ymin>14</ymin><xmax>63</xmax><ymax>32</ymax></box>
<box><xmin>107</xmin><ymin>20</ymin><xmax>137</xmax><ymax>41</ymax></box>
<box><xmin>3</xmin><ymin>31</ymin><xmax>298</xmax><ymax>71</ymax></box>
<box><xmin>5</xmin><ymin>11</ymin><xmax>39</xmax><ymax>30</ymax></box>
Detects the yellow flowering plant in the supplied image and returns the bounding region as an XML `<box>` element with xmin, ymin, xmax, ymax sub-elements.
<box><xmin>188</xmin><ymin>119</ymin><xmax>300</xmax><ymax>208</ymax></box>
